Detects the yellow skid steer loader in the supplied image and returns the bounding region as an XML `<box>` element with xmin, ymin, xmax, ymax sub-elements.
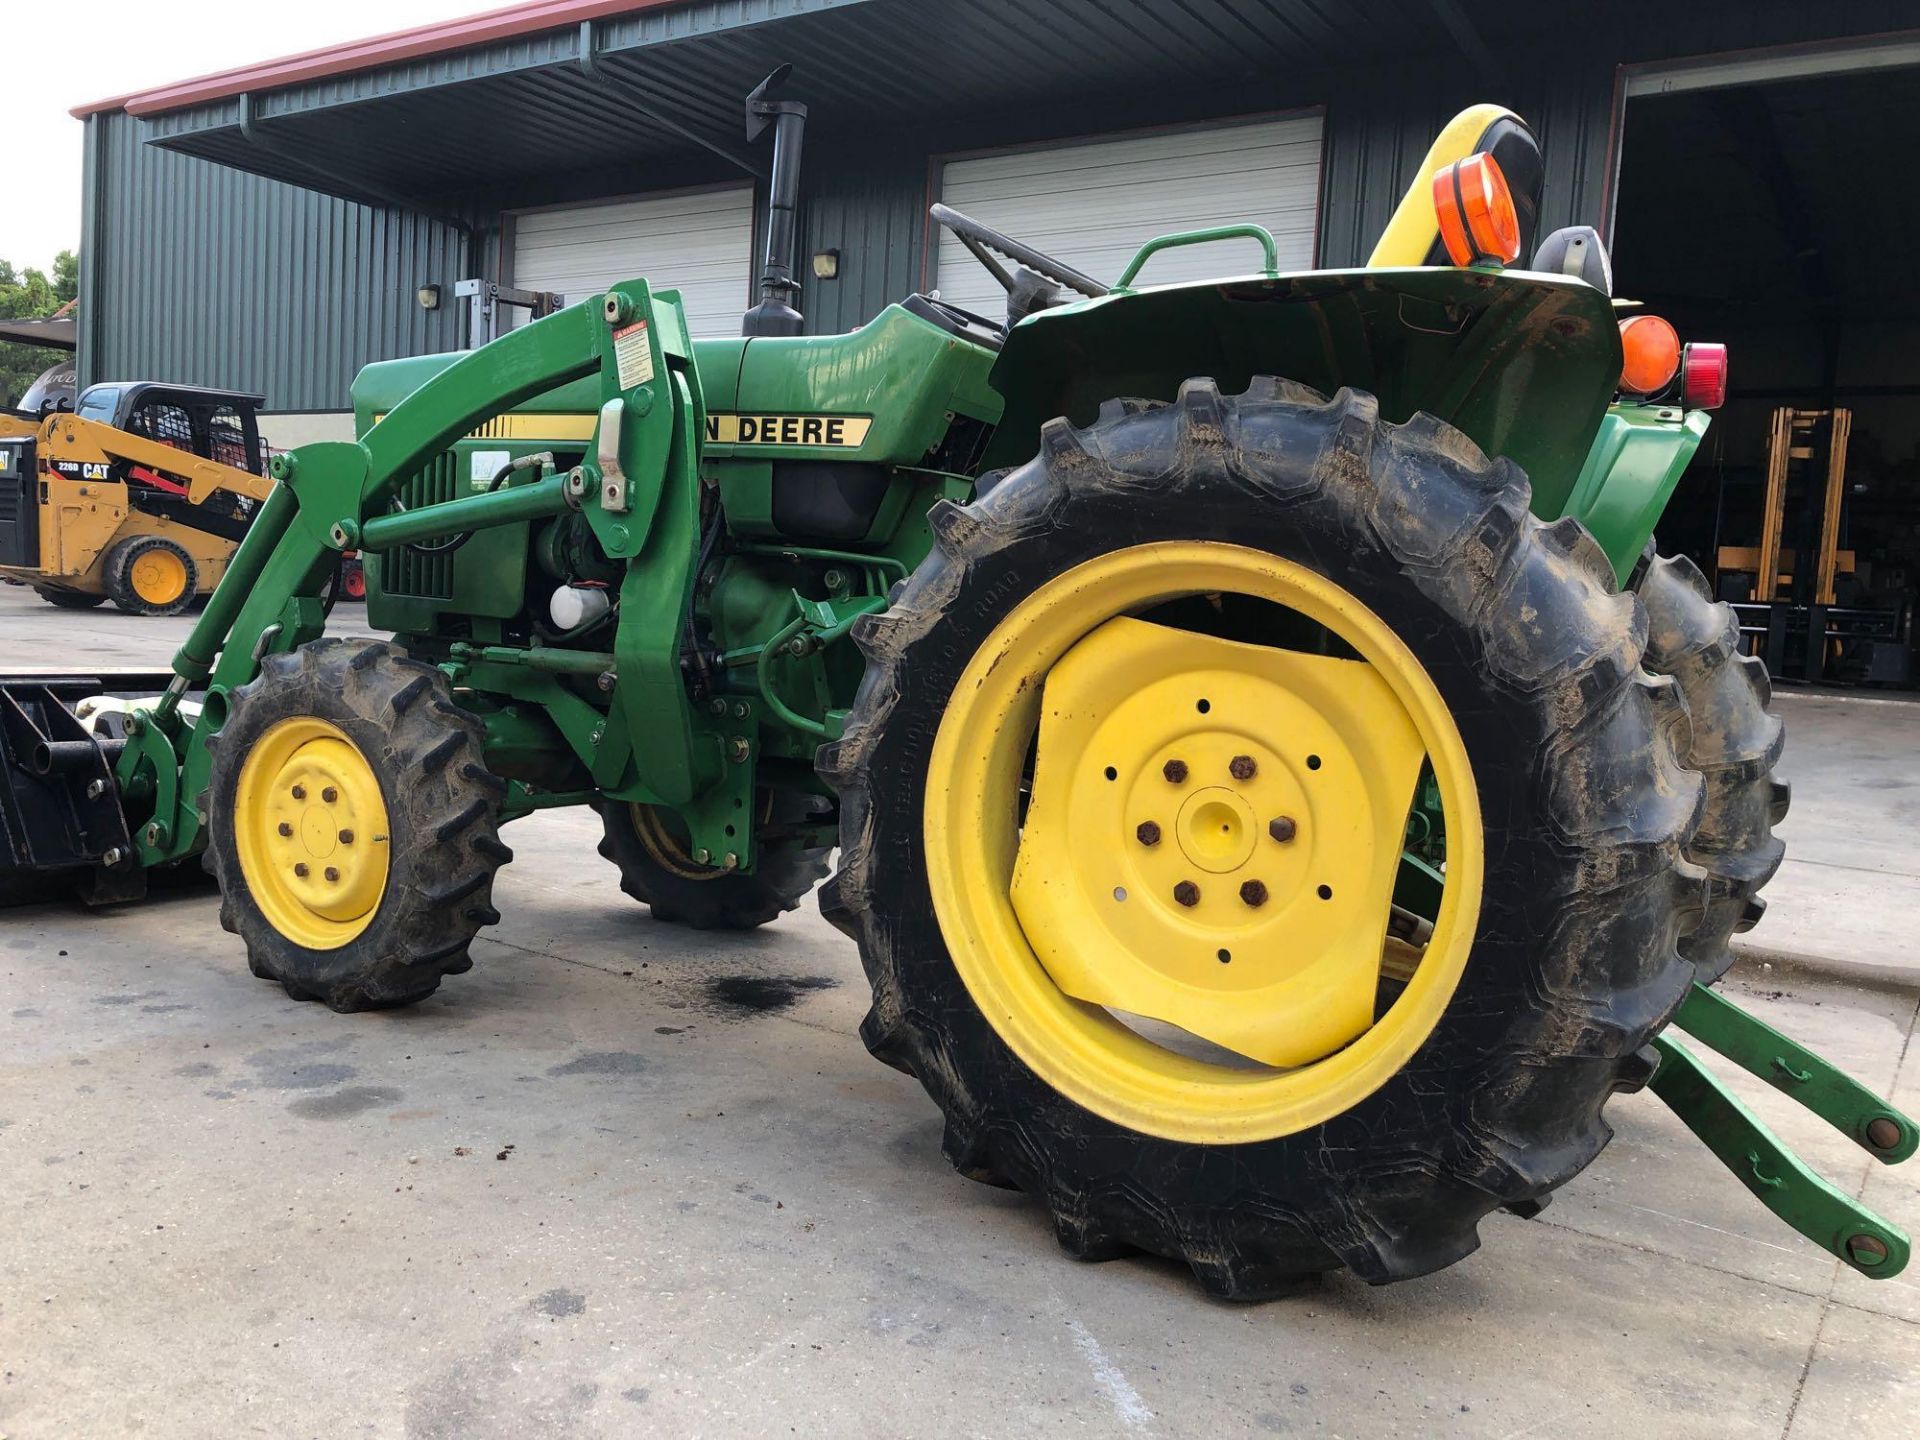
<box><xmin>0</xmin><ymin>382</ymin><xmax>274</xmax><ymax>615</ymax></box>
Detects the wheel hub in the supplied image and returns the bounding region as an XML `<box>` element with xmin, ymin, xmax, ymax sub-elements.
<box><xmin>1174</xmin><ymin>787</ymin><xmax>1258</xmax><ymax>873</ymax></box>
<box><xmin>233</xmin><ymin>718</ymin><xmax>390</xmax><ymax>948</ymax></box>
<box><xmin>130</xmin><ymin>548</ymin><xmax>187</xmax><ymax>606</ymax></box>
<box><xmin>1009</xmin><ymin>615</ymin><xmax>1426</xmax><ymax>1068</ymax></box>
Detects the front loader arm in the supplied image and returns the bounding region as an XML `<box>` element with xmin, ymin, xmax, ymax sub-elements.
<box><xmin>118</xmin><ymin>282</ymin><xmax>697</xmax><ymax>868</ymax></box>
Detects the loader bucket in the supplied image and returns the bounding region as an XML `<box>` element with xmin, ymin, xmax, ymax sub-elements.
<box><xmin>0</xmin><ymin>672</ymin><xmax>170</xmax><ymax>905</ymax></box>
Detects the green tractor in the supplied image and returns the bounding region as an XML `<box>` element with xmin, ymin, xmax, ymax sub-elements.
<box><xmin>2</xmin><ymin>74</ymin><xmax>1911</xmax><ymax>1295</ymax></box>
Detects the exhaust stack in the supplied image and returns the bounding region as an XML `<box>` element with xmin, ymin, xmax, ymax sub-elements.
<box><xmin>742</xmin><ymin>65</ymin><xmax>807</xmax><ymax>338</ymax></box>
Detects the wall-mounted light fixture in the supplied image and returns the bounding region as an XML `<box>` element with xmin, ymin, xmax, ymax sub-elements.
<box><xmin>810</xmin><ymin>249</ymin><xmax>840</xmax><ymax>281</ymax></box>
<box><xmin>417</xmin><ymin>283</ymin><xmax>443</xmax><ymax>311</ymax></box>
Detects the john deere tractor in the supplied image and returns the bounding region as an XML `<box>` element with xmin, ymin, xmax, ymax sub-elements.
<box><xmin>2</xmin><ymin>74</ymin><xmax>1910</xmax><ymax>1295</ymax></box>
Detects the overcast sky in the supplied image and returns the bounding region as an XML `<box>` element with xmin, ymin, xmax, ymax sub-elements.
<box><xmin>1</xmin><ymin>1</ymin><xmax>524</xmax><ymax>274</ymax></box>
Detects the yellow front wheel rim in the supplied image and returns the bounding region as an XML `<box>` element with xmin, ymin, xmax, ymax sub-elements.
<box><xmin>233</xmin><ymin>718</ymin><xmax>391</xmax><ymax>949</ymax></box>
<box><xmin>129</xmin><ymin>547</ymin><xmax>188</xmax><ymax>605</ymax></box>
<box><xmin>923</xmin><ymin>542</ymin><xmax>1484</xmax><ymax>1145</ymax></box>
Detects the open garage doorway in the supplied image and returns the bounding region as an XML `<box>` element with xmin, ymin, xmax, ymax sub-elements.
<box><xmin>1612</xmin><ymin>48</ymin><xmax>1920</xmax><ymax>687</ymax></box>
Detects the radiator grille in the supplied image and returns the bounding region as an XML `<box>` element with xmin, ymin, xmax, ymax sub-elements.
<box><xmin>380</xmin><ymin>453</ymin><xmax>458</xmax><ymax>600</ymax></box>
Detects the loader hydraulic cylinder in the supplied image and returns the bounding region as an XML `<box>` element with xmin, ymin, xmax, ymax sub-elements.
<box><xmin>356</xmin><ymin>472</ymin><xmax>571</xmax><ymax>551</ymax></box>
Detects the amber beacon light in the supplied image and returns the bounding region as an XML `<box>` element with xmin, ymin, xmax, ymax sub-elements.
<box><xmin>1432</xmin><ymin>153</ymin><xmax>1522</xmax><ymax>267</ymax></box>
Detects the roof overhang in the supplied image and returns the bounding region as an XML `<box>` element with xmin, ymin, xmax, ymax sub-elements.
<box><xmin>0</xmin><ymin>317</ymin><xmax>77</xmax><ymax>351</ymax></box>
<box><xmin>74</xmin><ymin>0</ymin><xmax>1485</xmax><ymax>220</ymax></box>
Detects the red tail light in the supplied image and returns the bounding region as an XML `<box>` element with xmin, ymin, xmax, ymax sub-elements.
<box><xmin>1681</xmin><ymin>342</ymin><xmax>1729</xmax><ymax>410</ymax></box>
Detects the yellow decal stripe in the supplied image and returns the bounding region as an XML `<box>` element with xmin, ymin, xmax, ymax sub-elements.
<box><xmin>372</xmin><ymin>413</ymin><xmax>599</xmax><ymax>442</ymax></box>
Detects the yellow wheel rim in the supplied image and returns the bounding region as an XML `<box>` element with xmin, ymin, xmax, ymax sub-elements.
<box><xmin>630</xmin><ymin>803</ymin><xmax>724</xmax><ymax>881</ymax></box>
<box><xmin>128</xmin><ymin>547</ymin><xmax>188</xmax><ymax>606</ymax></box>
<box><xmin>924</xmin><ymin>542</ymin><xmax>1484</xmax><ymax>1145</ymax></box>
<box><xmin>233</xmin><ymin>718</ymin><xmax>391</xmax><ymax>950</ymax></box>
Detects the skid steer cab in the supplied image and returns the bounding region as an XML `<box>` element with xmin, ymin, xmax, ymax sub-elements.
<box><xmin>3</xmin><ymin>72</ymin><xmax>1909</xmax><ymax>1300</ymax></box>
<box><xmin>0</xmin><ymin>382</ymin><xmax>275</xmax><ymax>615</ymax></box>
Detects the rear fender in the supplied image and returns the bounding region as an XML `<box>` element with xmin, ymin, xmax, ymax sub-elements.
<box><xmin>982</xmin><ymin>267</ymin><xmax>1622</xmax><ymax>519</ymax></box>
<box><xmin>1559</xmin><ymin>404</ymin><xmax>1711</xmax><ymax>583</ymax></box>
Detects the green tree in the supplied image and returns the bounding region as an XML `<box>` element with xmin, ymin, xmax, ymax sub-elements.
<box><xmin>0</xmin><ymin>251</ymin><xmax>80</xmax><ymax>409</ymax></box>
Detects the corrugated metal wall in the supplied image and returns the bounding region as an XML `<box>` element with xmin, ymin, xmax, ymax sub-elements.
<box><xmin>79</xmin><ymin>110</ymin><xmax>470</xmax><ymax>411</ymax></box>
<box><xmin>796</xmin><ymin>139</ymin><xmax>927</xmax><ymax>337</ymax></box>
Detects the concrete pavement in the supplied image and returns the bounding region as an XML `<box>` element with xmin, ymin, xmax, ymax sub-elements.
<box><xmin>1</xmin><ymin>583</ymin><xmax>1917</xmax><ymax>1437</ymax></box>
<box><xmin>1734</xmin><ymin>690</ymin><xmax>1920</xmax><ymax>987</ymax></box>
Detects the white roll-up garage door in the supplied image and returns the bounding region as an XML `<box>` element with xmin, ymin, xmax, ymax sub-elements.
<box><xmin>935</xmin><ymin>115</ymin><xmax>1323</xmax><ymax>320</ymax></box>
<box><xmin>510</xmin><ymin>184</ymin><xmax>756</xmax><ymax>337</ymax></box>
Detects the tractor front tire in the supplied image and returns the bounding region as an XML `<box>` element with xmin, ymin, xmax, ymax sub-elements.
<box><xmin>205</xmin><ymin>639</ymin><xmax>512</xmax><ymax>1011</ymax></box>
<box><xmin>1635</xmin><ymin>548</ymin><xmax>1788</xmax><ymax>981</ymax></box>
<box><xmin>104</xmin><ymin>535</ymin><xmax>198</xmax><ymax>617</ymax></box>
<box><xmin>821</xmin><ymin>379</ymin><xmax>1706</xmax><ymax>1295</ymax></box>
<box><xmin>595</xmin><ymin>797</ymin><xmax>831</xmax><ymax>930</ymax></box>
<box><xmin>34</xmin><ymin>587</ymin><xmax>107</xmax><ymax>610</ymax></box>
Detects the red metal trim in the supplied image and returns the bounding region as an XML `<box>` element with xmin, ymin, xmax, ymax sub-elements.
<box><xmin>73</xmin><ymin>0</ymin><xmax>691</xmax><ymax>118</ymax></box>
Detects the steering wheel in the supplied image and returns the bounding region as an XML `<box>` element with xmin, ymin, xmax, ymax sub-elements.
<box><xmin>930</xmin><ymin>203</ymin><xmax>1109</xmax><ymax>300</ymax></box>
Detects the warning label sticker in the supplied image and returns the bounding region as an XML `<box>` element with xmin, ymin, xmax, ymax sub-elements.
<box><xmin>613</xmin><ymin>321</ymin><xmax>655</xmax><ymax>390</ymax></box>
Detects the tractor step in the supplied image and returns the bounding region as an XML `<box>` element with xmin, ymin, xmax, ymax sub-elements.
<box><xmin>0</xmin><ymin>672</ymin><xmax>169</xmax><ymax>905</ymax></box>
<box><xmin>1650</xmin><ymin>981</ymin><xmax>1915</xmax><ymax>1278</ymax></box>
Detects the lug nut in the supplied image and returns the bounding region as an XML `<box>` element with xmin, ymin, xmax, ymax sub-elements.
<box><xmin>338</xmin><ymin>829</ymin><xmax>355</xmax><ymax>845</ymax></box>
<box><xmin>1867</xmin><ymin>1117</ymin><xmax>1903</xmax><ymax>1151</ymax></box>
<box><xmin>1173</xmin><ymin>880</ymin><xmax>1200</xmax><ymax>908</ymax></box>
<box><xmin>1239</xmin><ymin>879</ymin><xmax>1268</xmax><ymax>908</ymax></box>
<box><xmin>1268</xmin><ymin>816</ymin><xmax>1297</xmax><ymax>843</ymax></box>
<box><xmin>324</xmin><ymin>867</ymin><xmax>340</xmax><ymax>883</ymax></box>
<box><xmin>1162</xmin><ymin>759</ymin><xmax>1189</xmax><ymax>784</ymax></box>
<box><xmin>294</xmin><ymin>862</ymin><xmax>310</xmax><ymax>878</ymax></box>
<box><xmin>1229</xmin><ymin>754</ymin><xmax>1257</xmax><ymax>781</ymax></box>
<box><xmin>1135</xmin><ymin>820</ymin><xmax>1162</xmax><ymax>847</ymax></box>
<box><xmin>321</xmin><ymin>787</ymin><xmax>338</xmax><ymax>803</ymax></box>
<box><xmin>278</xmin><ymin>822</ymin><xmax>293</xmax><ymax>837</ymax></box>
<box><xmin>291</xmin><ymin>784</ymin><xmax>306</xmax><ymax>800</ymax></box>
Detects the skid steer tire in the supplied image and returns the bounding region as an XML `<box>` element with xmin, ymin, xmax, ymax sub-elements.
<box><xmin>34</xmin><ymin>587</ymin><xmax>107</xmax><ymax>610</ymax></box>
<box><xmin>819</xmin><ymin>379</ymin><xmax>1706</xmax><ymax>1296</ymax></box>
<box><xmin>205</xmin><ymin>639</ymin><xmax>512</xmax><ymax>1011</ymax></box>
<box><xmin>1634</xmin><ymin>547</ymin><xmax>1787</xmax><ymax>981</ymax></box>
<box><xmin>104</xmin><ymin>536</ymin><xmax>198</xmax><ymax>617</ymax></box>
<box><xmin>595</xmin><ymin>796</ymin><xmax>831</xmax><ymax>930</ymax></box>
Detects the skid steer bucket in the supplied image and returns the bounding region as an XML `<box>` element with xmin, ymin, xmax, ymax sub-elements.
<box><xmin>0</xmin><ymin>672</ymin><xmax>173</xmax><ymax>905</ymax></box>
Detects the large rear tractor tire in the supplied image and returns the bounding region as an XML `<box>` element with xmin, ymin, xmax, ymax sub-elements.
<box><xmin>104</xmin><ymin>535</ymin><xmax>198</xmax><ymax>617</ymax></box>
<box><xmin>205</xmin><ymin>639</ymin><xmax>512</xmax><ymax>1011</ymax></box>
<box><xmin>1634</xmin><ymin>547</ymin><xmax>1788</xmax><ymax>981</ymax></box>
<box><xmin>595</xmin><ymin>795</ymin><xmax>831</xmax><ymax>929</ymax></box>
<box><xmin>820</xmin><ymin>379</ymin><xmax>1706</xmax><ymax>1296</ymax></box>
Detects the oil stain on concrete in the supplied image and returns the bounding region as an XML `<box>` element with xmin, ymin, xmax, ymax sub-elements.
<box><xmin>532</xmin><ymin>1288</ymin><xmax>586</xmax><ymax>1318</ymax></box>
<box><xmin>287</xmin><ymin>1085</ymin><xmax>403</xmax><ymax>1120</ymax></box>
<box><xmin>546</xmin><ymin>1051</ymin><xmax>647</xmax><ymax>1078</ymax></box>
<box><xmin>244</xmin><ymin>1039</ymin><xmax>358</xmax><ymax>1091</ymax></box>
<box><xmin>701</xmin><ymin>974</ymin><xmax>838</xmax><ymax>1015</ymax></box>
